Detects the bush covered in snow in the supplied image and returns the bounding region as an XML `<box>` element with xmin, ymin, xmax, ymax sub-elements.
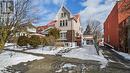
<box><xmin>17</xmin><ymin>36</ymin><xmax>29</xmax><ymax>47</ymax></box>
<box><xmin>29</xmin><ymin>35</ymin><xmax>41</xmax><ymax>48</ymax></box>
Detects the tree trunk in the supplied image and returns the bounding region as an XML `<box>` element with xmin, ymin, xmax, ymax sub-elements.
<box><xmin>0</xmin><ymin>43</ymin><xmax>5</xmax><ymax>54</ymax></box>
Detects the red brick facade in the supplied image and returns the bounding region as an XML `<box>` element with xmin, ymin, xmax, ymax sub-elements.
<box><xmin>104</xmin><ymin>0</ymin><xmax>130</xmax><ymax>53</ymax></box>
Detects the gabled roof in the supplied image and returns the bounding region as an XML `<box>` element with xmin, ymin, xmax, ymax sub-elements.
<box><xmin>37</xmin><ymin>26</ymin><xmax>48</xmax><ymax>30</ymax></box>
<box><xmin>72</xmin><ymin>14</ymin><xmax>80</xmax><ymax>22</ymax></box>
<box><xmin>19</xmin><ymin>22</ymin><xmax>36</xmax><ymax>28</ymax></box>
<box><xmin>37</xmin><ymin>20</ymin><xmax>57</xmax><ymax>32</ymax></box>
<box><xmin>47</xmin><ymin>20</ymin><xmax>57</xmax><ymax>26</ymax></box>
<box><xmin>54</xmin><ymin>5</ymin><xmax>73</xmax><ymax>20</ymax></box>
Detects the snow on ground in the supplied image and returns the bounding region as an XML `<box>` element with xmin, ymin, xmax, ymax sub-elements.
<box><xmin>5</xmin><ymin>45</ymin><xmax>28</xmax><ymax>51</ymax></box>
<box><xmin>25</xmin><ymin>46</ymin><xmax>69</xmax><ymax>55</ymax></box>
<box><xmin>5</xmin><ymin>44</ymin><xmax>74</xmax><ymax>55</ymax></box>
<box><xmin>0</xmin><ymin>51</ymin><xmax>44</xmax><ymax>72</ymax></box>
<box><xmin>55</xmin><ymin>63</ymin><xmax>77</xmax><ymax>73</ymax></box>
<box><xmin>112</xmin><ymin>49</ymin><xmax>130</xmax><ymax>60</ymax></box>
<box><xmin>99</xmin><ymin>50</ymin><xmax>108</xmax><ymax>68</ymax></box>
<box><xmin>5</xmin><ymin>43</ymin><xmax>27</xmax><ymax>51</ymax></box>
<box><xmin>4</xmin><ymin>43</ymin><xmax>108</xmax><ymax>68</ymax></box>
<box><xmin>4</xmin><ymin>43</ymin><xmax>15</xmax><ymax>47</ymax></box>
<box><xmin>62</xmin><ymin>63</ymin><xmax>77</xmax><ymax>68</ymax></box>
<box><xmin>62</xmin><ymin>45</ymin><xmax>108</xmax><ymax>68</ymax></box>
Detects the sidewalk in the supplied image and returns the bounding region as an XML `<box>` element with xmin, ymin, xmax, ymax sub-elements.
<box><xmin>103</xmin><ymin>45</ymin><xmax>130</xmax><ymax>63</ymax></box>
<box><xmin>111</xmin><ymin>49</ymin><xmax>130</xmax><ymax>62</ymax></box>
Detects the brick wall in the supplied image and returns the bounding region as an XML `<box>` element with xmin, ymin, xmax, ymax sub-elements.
<box><xmin>104</xmin><ymin>3</ymin><xmax>119</xmax><ymax>48</ymax></box>
<box><xmin>66</xmin><ymin>30</ymin><xmax>75</xmax><ymax>42</ymax></box>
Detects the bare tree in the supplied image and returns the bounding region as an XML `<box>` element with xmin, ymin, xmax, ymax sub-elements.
<box><xmin>0</xmin><ymin>0</ymin><xmax>32</xmax><ymax>51</ymax></box>
<box><xmin>84</xmin><ymin>19</ymin><xmax>102</xmax><ymax>42</ymax></box>
<box><xmin>90</xmin><ymin>20</ymin><xmax>102</xmax><ymax>41</ymax></box>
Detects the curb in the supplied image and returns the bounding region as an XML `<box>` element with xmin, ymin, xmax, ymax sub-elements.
<box><xmin>104</xmin><ymin>44</ymin><xmax>130</xmax><ymax>62</ymax></box>
<box><xmin>110</xmin><ymin>49</ymin><xmax>130</xmax><ymax>62</ymax></box>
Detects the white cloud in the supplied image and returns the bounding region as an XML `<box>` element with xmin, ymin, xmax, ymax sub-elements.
<box><xmin>52</xmin><ymin>0</ymin><xmax>64</xmax><ymax>5</ymax></box>
<box><xmin>79</xmin><ymin>0</ymin><xmax>117</xmax><ymax>29</ymax></box>
<box><xmin>31</xmin><ymin>0</ymin><xmax>65</xmax><ymax>26</ymax></box>
<box><xmin>81</xmin><ymin>0</ymin><xmax>101</xmax><ymax>7</ymax></box>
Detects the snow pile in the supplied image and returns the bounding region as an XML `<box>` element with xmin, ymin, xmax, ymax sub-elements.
<box><xmin>0</xmin><ymin>51</ymin><xmax>44</xmax><ymax>72</ymax></box>
<box><xmin>112</xmin><ymin>49</ymin><xmax>130</xmax><ymax>60</ymax></box>
<box><xmin>4</xmin><ymin>43</ymin><xmax>15</xmax><ymax>47</ymax></box>
<box><xmin>4</xmin><ymin>43</ymin><xmax>27</xmax><ymax>51</ymax></box>
<box><xmin>55</xmin><ymin>63</ymin><xmax>77</xmax><ymax>73</ymax></box>
<box><xmin>99</xmin><ymin>50</ymin><xmax>108</xmax><ymax>68</ymax></box>
<box><xmin>25</xmin><ymin>46</ymin><xmax>66</xmax><ymax>55</ymax></box>
<box><xmin>62</xmin><ymin>63</ymin><xmax>77</xmax><ymax>68</ymax></box>
<box><xmin>5</xmin><ymin>45</ymin><xmax>27</xmax><ymax>51</ymax></box>
<box><xmin>62</xmin><ymin>45</ymin><xmax>108</xmax><ymax>68</ymax></box>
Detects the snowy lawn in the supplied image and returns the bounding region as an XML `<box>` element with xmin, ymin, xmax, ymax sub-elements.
<box><xmin>62</xmin><ymin>45</ymin><xmax>108</xmax><ymax>68</ymax></box>
<box><xmin>4</xmin><ymin>43</ymin><xmax>15</xmax><ymax>47</ymax></box>
<box><xmin>0</xmin><ymin>51</ymin><xmax>44</xmax><ymax>72</ymax></box>
<box><xmin>4</xmin><ymin>44</ymin><xmax>108</xmax><ymax>68</ymax></box>
<box><xmin>5</xmin><ymin>46</ymin><xmax>28</xmax><ymax>51</ymax></box>
<box><xmin>5</xmin><ymin>43</ymin><xmax>27</xmax><ymax>51</ymax></box>
<box><xmin>25</xmin><ymin>46</ymin><xmax>71</xmax><ymax>55</ymax></box>
<box><xmin>5</xmin><ymin>44</ymin><xmax>75</xmax><ymax>55</ymax></box>
<box><xmin>112</xmin><ymin>49</ymin><xmax>130</xmax><ymax>60</ymax></box>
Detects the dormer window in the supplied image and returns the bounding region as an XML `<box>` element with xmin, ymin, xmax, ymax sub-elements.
<box><xmin>61</xmin><ymin>13</ymin><xmax>66</xmax><ymax>18</ymax></box>
<box><xmin>61</xmin><ymin>13</ymin><xmax>64</xmax><ymax>18</ymax></box>
<box><xmin>64</xmin><ymin>13</ymin><xmax>66</xmax><ymax>17</ymax></box>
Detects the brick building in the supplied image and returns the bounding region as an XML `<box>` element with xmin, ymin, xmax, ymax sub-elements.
<box><xmin>104</xmin><ymin>0</ymin><xmax>130</xmax><ymax>53</ymax></box>
<box><xmin>37</xmin><ymin>6</ymin><xmax>82</xmax><ymax>47</ymax></box>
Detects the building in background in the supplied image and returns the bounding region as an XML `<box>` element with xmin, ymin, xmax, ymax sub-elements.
<box><xmin>0</xmin><ymin>0</ymin><xmax>14</xmax><ymax>26</ymax></box>
<box><xmin>37</xmin><ymin>6</ymin><xmax>82</xmax><ymax>47</ymax></box>
<box><xmin>104</xmin><ymin>0</ymin><xmax>130</xmax><ymax>53</ymax></box>
<box><xmin>15</xmin><ymin>22</ymin><xmax>36</xmax><ymax>37</ymax></box>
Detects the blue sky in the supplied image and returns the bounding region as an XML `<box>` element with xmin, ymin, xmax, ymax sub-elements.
<box><xmin>31</xmin><ymin>0</ymin><xmax>117</xmax><ymax>28</ymax></box>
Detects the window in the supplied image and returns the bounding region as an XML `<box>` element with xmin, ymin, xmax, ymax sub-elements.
<box><xmin>65</xmin><ymin>20</ymin><xmax>68</xmax><ymax>26</ymax></box>
<box><xmin>60</xmin><ymin>20</ymin><xmax>67</xmax><ymax>27</ymax></box>
<box><xmin>63</xmin><ymin>33</ymin><xmax>66</xmax><ymax>39</ymax></box>
<box><xmin>60</xmin><ymin>33</ymin><xmax>63</xmax><ymax>38</ymax></box>
<box><xmin>60</xmin><ymin>20</ymin><xmax>62</xmax><ymax>26</ymax></box>
<box><xmin>61</xmin><ymin>13</ymin><xmax>64</xmax><ymax>18</ymax></box>
<box><xmin>63</xmin><ymin>20</ymin><xmax>65</xmax><ymax>26</ymax></box>
<box><xmin>61</xmin><ymin>13</ymin><xmax>66</xmax><ymax>18</ymax></box>
<box><xmin>60</xmin><ymin>32</ymin><xmax>66</xmax><ymax>39</ymax></box>
<box><xmin>64</xmin><ymin>13</ymin><xmax>66</xmax><ymax>17</ymax></box>
<box><xmin>1</xmin><ymin>1</ymin><xmax>14</xmax><ymax>14</ymax></box>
